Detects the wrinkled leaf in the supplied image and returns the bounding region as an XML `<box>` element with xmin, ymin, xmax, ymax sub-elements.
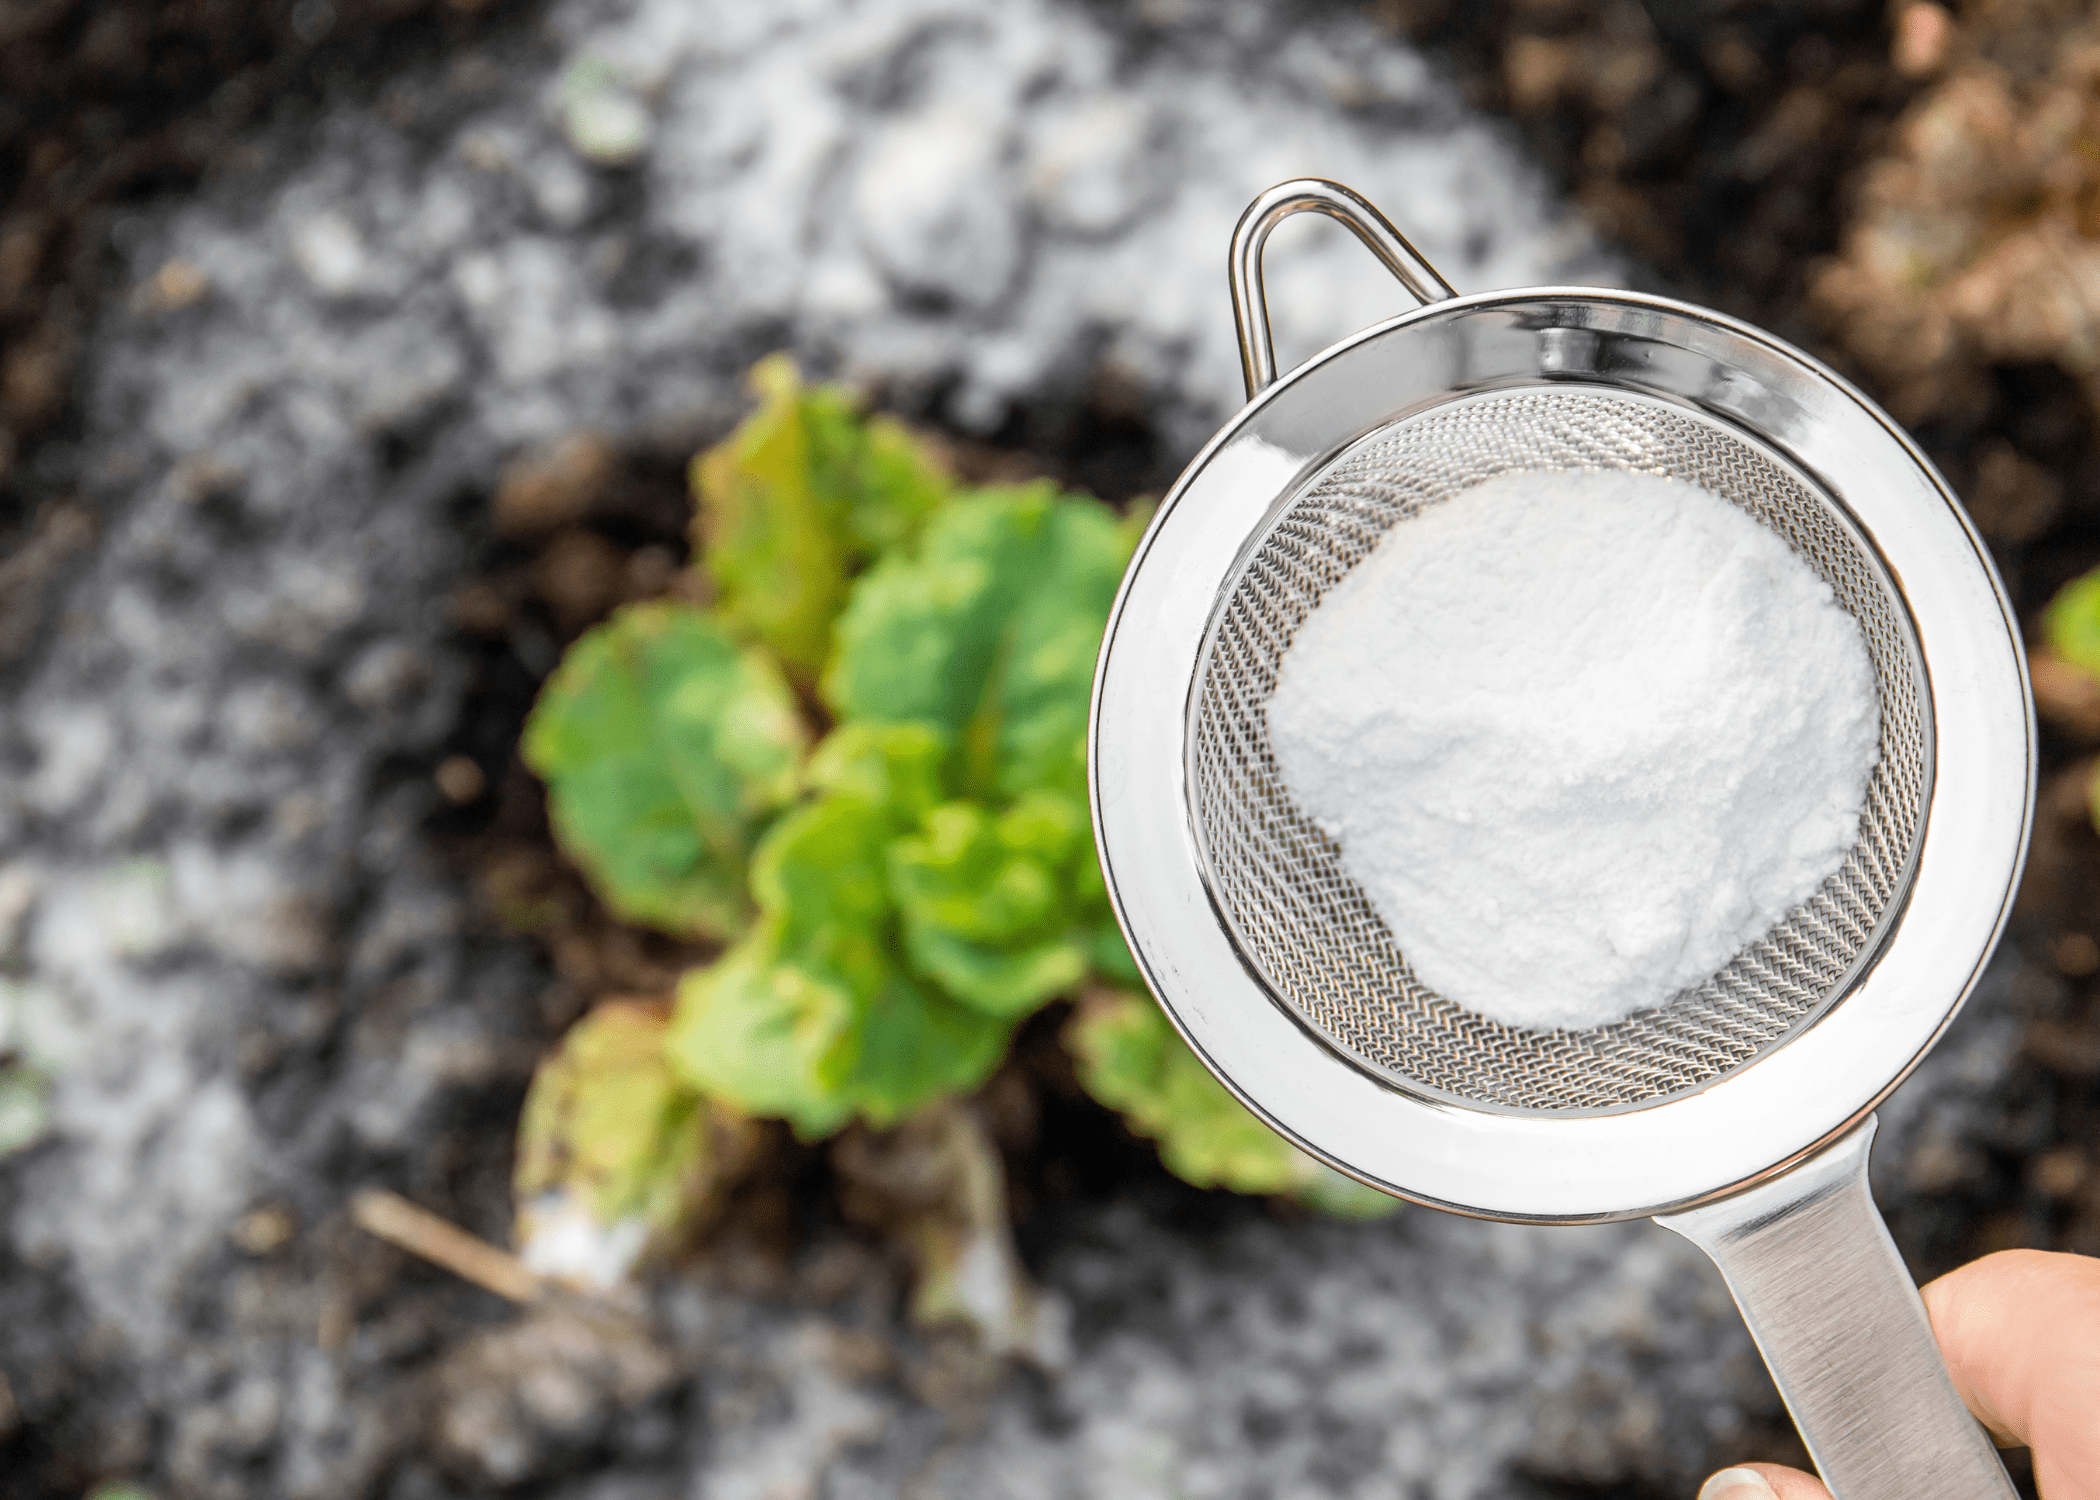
<box><xmin>806</xmin><ymin>720</ymin><xmax>947</xmax><ymax>825</ymax></box>
<box><xmin>667</xmin><ymin>792</ymin><xmax>1010</xmax><ymax>1137</ymax></box>
<box><xmin>513</xmin><ymin>999</ymin><xmax>762</xmax><ymax>1274</ymax></box>
<box><xmin>888</xmin><ymin>793</ymin><xmax>1090</xmax><ymax>1018</ymax></box>
<box><xmin>823</xmin><ymin>484</ymin><xmax>1139</xmax><ymax>802</ymax></box>
<box><xmin>1067</xmin><ymin>989</ymin><xmax>1397</xmax><ymax>1217</ymax></box>
<box><xmin>522</xmin><ymin>601</ymin><xmax>807</xmax><ymax>940</ymax></box>
<box><xmin>692</xmin><ymin>355</ymin><xmax>949</xmax><ymax>679</ymax></box>
<box><xmin>819</xmin><ymin>485</ymin><xmax>1140</xmax><ymax>1019</ymax></box>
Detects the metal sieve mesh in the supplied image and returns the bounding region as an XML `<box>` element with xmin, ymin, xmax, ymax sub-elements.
<box><xmin>1188</xmin><ymin>388</ymin><xmax>1930</xmax><ymax>1113</ymax></box>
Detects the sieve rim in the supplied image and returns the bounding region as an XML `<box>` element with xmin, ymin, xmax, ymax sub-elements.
<box><xmin>1183</xmin><ymin>382</ymin><xmax>1937</xmax><ymax>1118</ymax></box>
<box><xmin>1090</xmin><ymin>285</ymin><xmax>2033</xmax><ymax>1222</ymax></box>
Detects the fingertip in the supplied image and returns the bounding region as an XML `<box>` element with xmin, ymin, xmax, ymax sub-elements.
<box><xmin>1696</xmin><ymin>1463</ymin><xmax>1831</xmax><ymax>1500</ymax></box>
<box><xmin>1698</xmin><ymin>1467</ymin><xmax>1776</xmax><ymax>1500</ymax></box>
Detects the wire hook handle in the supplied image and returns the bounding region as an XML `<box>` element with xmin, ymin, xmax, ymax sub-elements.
<box><xmin>1229</xmin><ymin>178</ymin><xmax>1457</xmax><ymax>402</ymax></box>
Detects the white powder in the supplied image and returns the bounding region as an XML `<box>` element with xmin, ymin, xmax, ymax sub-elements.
<box><xmin>1266</xmin><ymin>468</ymin><xmax>1881</xmax><ymax>1032</ymax></box>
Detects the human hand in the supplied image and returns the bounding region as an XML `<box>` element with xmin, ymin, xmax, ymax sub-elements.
<box><xmin>1695</xmin><ymin>1249</ymin><xmax>2100</xmax><ymax>1500</ymax></box>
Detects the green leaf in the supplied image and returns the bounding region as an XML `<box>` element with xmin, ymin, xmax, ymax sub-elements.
<box><xmin>692</xmin><ymin>355</ymin><xmax>949</xmax><ymax>679</ymax></box>
<box><xmin>522</xmin><ymin>601</ymin><xmax>807</xmax><ymax>940</ymax></box>
<box><xmin>813</xmin><ymin>481</ymin><xmax>1140</xmax><ymax>1022</ymax></box>
<box><xmin>1066</xmin><ymin>990</ymin><xmax>1398</xmax><ymax>1217</ymax></box>
<box><xmin>513</xmin><ymin>1001</ymin><xmax>760</xmax><ymax>1254</ymax></box>
<box><xmin>823</xmin><ymin>483</ymin><xmax>1136</xmax><ymax>802</ymax></box>
<box><xmin>852</xmin><ymin>416</ymin><xmax>953</xmax><ymax>555</ymax></box>
<box><xmin>2046</xmin><ymin>565</ymin><xmax>2100</xmax><ymax>678</ymax></box>
<box><xmin>888</xmin><ymin>793</ymin><xmax>1090</xmax><ymax>1018</ymax></box>
<box><xmin>806</xmin><ymin>720</ymin><xmax>948</xmax><ymax>825</ymax></box>
<box><xmin>838</xmin><ymin>969</ymin><xmax>1014</xmax><ymax>1128</ymax></box>
<box><xmin>666</xmin><ymin>928</ymin><xmax>861</xmax><ymax>1137</ymax></box>
<box><xmin>666</xmin><ymin>793</ymin><xmax>1011</xmax><ymax>1137</ymax></box>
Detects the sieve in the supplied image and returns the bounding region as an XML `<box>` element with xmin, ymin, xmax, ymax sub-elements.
<box><xmin>1089</xmin><ymin>180</ymin><xmax>2033</xmax><ymax>1500</ymax></box>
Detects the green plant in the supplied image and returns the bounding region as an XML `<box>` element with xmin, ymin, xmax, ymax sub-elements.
<box><xmin>514</xmin><ymin>358</ymin><xmax>1391</xmax><ymax>1310</ymax></box>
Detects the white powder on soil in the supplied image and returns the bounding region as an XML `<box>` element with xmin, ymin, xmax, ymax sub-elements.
<box><xmin>1267</xmin><ymin>468</ymin><xmax>1881</xmax><ymax>1032</ymax></box>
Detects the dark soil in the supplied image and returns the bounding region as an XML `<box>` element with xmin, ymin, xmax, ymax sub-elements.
<box><xmin>0</xmin><ymin>0</ymin><xmax>524</xmax><ymax>641</ymax></box>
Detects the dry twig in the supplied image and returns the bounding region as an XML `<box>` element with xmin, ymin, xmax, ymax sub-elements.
<box><xmin>349</xmin><ymin>1188</ymin><xmax>547</xmax><ymax>1305</ymax></box>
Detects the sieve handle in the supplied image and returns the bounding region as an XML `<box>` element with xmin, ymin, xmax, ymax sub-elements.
<box><xmin>1655</xmin><ymin>1117</ymin><xmax>2016</xmax><ymax>1500</ymax></box>
<box><xmin>1228</xmin><ymin>178</ymin><xmax>1457</xmax><ymax>401</ymax></box>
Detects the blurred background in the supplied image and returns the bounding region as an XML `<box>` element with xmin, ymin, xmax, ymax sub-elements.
<box><xmin>1</xmin><ymin>0</ymin><xmax>2096</xmax><ymax>1496</ymax></box>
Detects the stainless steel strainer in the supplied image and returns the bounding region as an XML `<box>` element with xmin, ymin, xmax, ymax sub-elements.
<box><xmin>1090</xmin><ymin>180</ymin><xmax>2033</xmax><ymax>1500</ymax></box>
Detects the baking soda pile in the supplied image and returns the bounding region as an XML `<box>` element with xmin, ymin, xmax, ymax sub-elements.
<box><xmin>1266</xmin><ymin>468</ymin><xmax>1882</xmax><ymax>1032</ymax></box>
